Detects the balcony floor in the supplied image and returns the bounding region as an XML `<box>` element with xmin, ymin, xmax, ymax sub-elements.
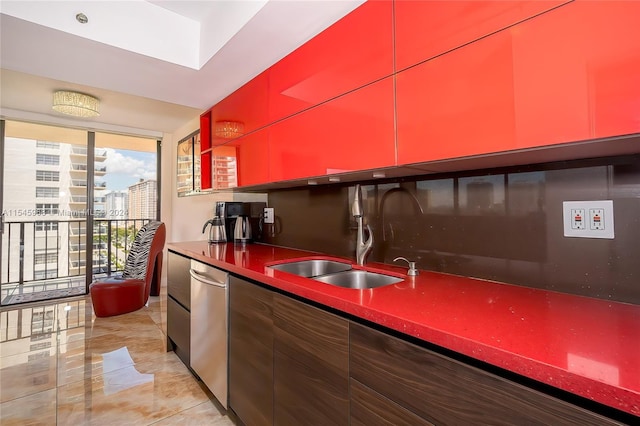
<box><xmin>1</xmin><ymin>278</ymin><xmax>86</xmax><ymax>306</ymax></box>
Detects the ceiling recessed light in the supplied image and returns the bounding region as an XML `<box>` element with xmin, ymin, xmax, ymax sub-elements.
<box><xmin>76</xmin><ymin>13</ymin><xmax>88</xmax><ymax>24</ymax></box>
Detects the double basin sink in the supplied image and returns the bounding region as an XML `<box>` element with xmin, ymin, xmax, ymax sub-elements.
<box><xmin>267</xmin><ymin>259</ymin><xmax>403</xmax><ymax>290</ymax></box>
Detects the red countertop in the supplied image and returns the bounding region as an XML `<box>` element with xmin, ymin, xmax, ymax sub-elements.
<box><xmin>167</xmin><ymin>241</ymin><xmax>640</xmax><ymax>418</ymax></box>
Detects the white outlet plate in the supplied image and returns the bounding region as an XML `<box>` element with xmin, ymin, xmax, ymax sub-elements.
<box><xmin>563</xmin><ymin>200</ymin><xmax>614</xmax><ymax>239</ymax></box>
<box><xmin>264</xmin><ymin>207</ymin><xmax>274</xmax><ymax>224</ymax></box>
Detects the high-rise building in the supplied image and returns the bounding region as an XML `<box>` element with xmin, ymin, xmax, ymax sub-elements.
<box><xmin>2</xmin><ymin>138</ymin><xmax>108</xmax><ymax>281</ymax></box>
<box><xmin>105</xmin><ymin>191</ymin><xmax>129</xmax><ymax>219</ymax></box>
<box><xmin>128</xmin><ymin>179</ymin><xmax>157</xmax><ymax>220</ymax></box>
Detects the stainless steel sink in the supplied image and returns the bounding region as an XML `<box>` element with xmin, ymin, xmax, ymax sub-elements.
<box><xmin>313</xmin><ymin>270</ymin><xmax>403</xmax><ymax>289</ymax></box>
<box><xmin>268</xmin><ymin>259</ymin><xmax>352</xmax><ymax>278</ymax></box>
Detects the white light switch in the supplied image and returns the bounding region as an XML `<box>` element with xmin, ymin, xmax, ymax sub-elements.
<box><xmin>563</xmin><ymin>201</ymin><xmax>614</xmax><ymax>239</ymax></box>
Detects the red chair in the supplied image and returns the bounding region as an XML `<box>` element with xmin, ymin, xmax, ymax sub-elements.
<box><xmin>90</xmin><ymin>221</ymin><xmax>166</xmax><ymax>317</ymax></box>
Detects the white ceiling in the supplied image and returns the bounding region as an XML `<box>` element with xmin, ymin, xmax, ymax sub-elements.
<box><xmin>0</xmin><ymin>0</ymin><xmax>364</xmax><ymax>136</ymax></box>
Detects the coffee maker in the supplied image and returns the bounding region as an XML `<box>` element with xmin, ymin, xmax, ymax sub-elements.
<box><xmin>214</xmin><ymin>201</ymin><xmax>266</xmax><ymax>243</ymax></box>
<box><xmin>202</xmin><ymin>202</ymin><xmax>227</xmax><ymax>243</ymax></box>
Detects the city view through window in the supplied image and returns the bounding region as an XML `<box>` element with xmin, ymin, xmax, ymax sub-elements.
<box><xmin>1</xmin><ymin>122</ymin><xmax>158</xmax><ymax>306</ymax></box>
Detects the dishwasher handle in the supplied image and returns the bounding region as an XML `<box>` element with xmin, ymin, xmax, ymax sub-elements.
<box><xmin>189</xmin><ymin>269</ymin><xmax>227</xmax><ymax>288</ymax></box>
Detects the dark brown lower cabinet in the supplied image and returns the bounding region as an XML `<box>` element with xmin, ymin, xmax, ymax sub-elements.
<box><xmin>273</xmin><ymin>293</ymin><xmax>349</xmax><ymax>426</ymax></box>
<box><xmin>166</xmin><ymin>251</ymin><xmax>191</xmax><ymax>366</ymax></box>
<box><xmin>349</xmin><ymin>322</ymin><xmax>622</xmax><ymax>426</ymax></box>
<box><xmin>350</xmin><ymin>378</ymin><xmax>434</xmax><ymax>426</ymax></box>
<box><xmin>229</xmin><ymin>276</ymin><xmax>274</xmax><ymax>426</ymax></box>
<box><xmin>226</xmin><ymin>274</ymin><xmax>623</xmax><ymax>426</ymax></box>
<box><xmin>166</xmin><ymin>296</ymin><xmax>190</xmax><ymax>366</ymax></box>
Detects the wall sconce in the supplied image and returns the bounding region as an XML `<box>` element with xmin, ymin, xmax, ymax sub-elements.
<box><xmin>52</xmin><ymin>90</ymin><xmax>100</xmax><ymax>118</ymax></box>
<box><xmin>214</xmin><ymin>121</ymin><xmax>244</xmax><ymax>139</ymax></box>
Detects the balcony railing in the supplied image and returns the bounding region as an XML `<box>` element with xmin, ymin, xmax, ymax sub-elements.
<box><xmin>1</xmin><ymin>219</ymin><xmax>152</xmax><ymax>294</ymax></box>
<box><xmin>70</xmin><ymin>164</ymin><xmax>107</xmax><ymax>172</ymax></box>
<box><xmin>71</xmin><ymin>147</ymin><xmax>107</xmax><ymax>157</ymax></box>
<box><xmin>70</xmin><ymin>180</ymin><xmax>107</xmax><ymax>189</ymax></box>
<box><xmin>71</xmin><ymin>146</ymin><xmax>88</xmax><ymax>155</ymax></box>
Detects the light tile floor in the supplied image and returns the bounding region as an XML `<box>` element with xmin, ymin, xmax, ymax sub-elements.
<box><xmin>0</xmin><ymin>288</ymin><xmax>233</xmax><ymax>425</ymax></box>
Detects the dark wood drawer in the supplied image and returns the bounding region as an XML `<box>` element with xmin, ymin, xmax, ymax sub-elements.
<box><xmin>167</xmin><ymin>295</ymin><xmax>190</xmax><ymax>367</ymax></box>
<box><xmin>351</xmin><ymin>378</ymin><xmax>433</xmax><ymax>426</ymax></box>
<box><xmin>167</xmin><ymin>251</ymin><xmax>191</xmax><ymax>310</ymax></box>
<box><xmin>350</xmin><ymin>322</ymin><xmax>621</xmax><ymax>426</ymax></box>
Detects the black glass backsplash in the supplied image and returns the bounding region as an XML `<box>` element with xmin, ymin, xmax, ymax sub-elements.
<box><xmin>262</xmin><ymin>155</ymin><xmax>640</xmax><ymax>305</ymax></box>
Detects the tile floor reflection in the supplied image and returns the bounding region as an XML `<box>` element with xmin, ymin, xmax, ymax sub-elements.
<box><xmin>0</xmin><ymin>290</ymin><xmax>233</xmax><ymax>425</ymax></box>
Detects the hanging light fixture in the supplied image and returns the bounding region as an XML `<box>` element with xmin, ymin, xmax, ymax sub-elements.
<box><xmin>52</xmin><ymin>90</ymin><xmax>100</xmax><ymax>118</ymax></box>
<box><xmin>214</xmin><ymin>120</ymin><xmax>244</xmax><ymax>139</ymax></box>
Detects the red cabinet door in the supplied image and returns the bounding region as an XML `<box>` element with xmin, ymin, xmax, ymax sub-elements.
<box><xmin>200</xmin><ymin>111</ymin><xmax>213</xmax><ymax>190</ymax></box>
<box><xmin>396</xmin><ymin>30</ymin><xmax>516</xmax><ymax>165</ymax></box>
<box><xmin>270</xmin><ymin>77</ymin><xmax>395</xmax><ymax>182</ymax></box>
<box><xmin>512</xmin><ymin>0</ymin><xmax>640</xmax><ymax>149</ymax></box>
<box><xmin>268</xmin><ymin>0</ymin><xmax>393</xmax><ymax>123</ymax></box>
<box><xmin>209</xmin><ymin>69</ymin><xmax>270</xmax><ymax>146</ymax></box>
<box><xmin>228</xmin><ymin>128</ymin><xmax>270</xmax><ymax>188</ymax></box>
<box><xmin>511</xmin><ymin>2</ymin><xmax>590</xmax><ymax>149</ymax></box>
<box><xmin>394</xmin><ymin>0</ymin><xmax>570</xmax><ymax>72</ymax></box>
<box><xmin>579</xmin><ymin>0</ymin><xmax>640</xmax><ymax>140</ymax></box>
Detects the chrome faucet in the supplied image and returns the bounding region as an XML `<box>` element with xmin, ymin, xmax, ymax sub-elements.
<box><xmin>379</xmin><ymin>187</ymin><xmax>424</xmax><ymax>242</ymax></box>
<box><xmin>352</xmin><ymin>184</ymin><xmax>373</xmax><ymax>266</ymax></box>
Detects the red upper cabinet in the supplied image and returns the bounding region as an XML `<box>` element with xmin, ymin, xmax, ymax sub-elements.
<box><xmin>200</xmin><ymin>110</ymin><xmax>212</xmax><ymax>190</ymax></box>
<box><xmin>394</xmin><ymin>0</ymin><xmax>570</xmax><ymax>71</ymax></box>
<box><xmin>511</xmin><ymin>2</ymin><xmax>589</xmax><ymax>148</ymax></box>
<box><xmin>396</xmin><ymin>30</ymin><xmax>516</xmax><ymax>165</ymax></box>
<box><xmin>209</xmin><ymin>69</ymin><xmax>270</xmax><ymax>146</ymax></box>
<box><xmin>270</xmin><ymin>77</ymin><xmax>395</xmax><ymax>182</ymax></box>
<box><xmin>511</xmin><ymin>0</ymin><xmax>640</xmax><ymax>149</ymax></box>
<box><xmin>226</xmin><ymin>128</ymin><xmax>270</xmax><ymax>188</ymax></box>
<box><xmin>577</xmin><ymin>0</ymin><xmax>640</xmax><ymax>139</ymax></box>
<box><xmin>200</xmin><ymin>110</ymin><xmax>212</xmax><ymax>151</ymax></box>
<box><xmin>268</xmin><ymin>0</ymin><xmax>393</xmax><ymax>123</ymax></box>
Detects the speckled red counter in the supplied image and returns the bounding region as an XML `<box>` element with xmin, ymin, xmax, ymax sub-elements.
<box><xmin>168</xmin><ymin>241</ymin><xmax>640</xmax><ymax>418</ymax></box>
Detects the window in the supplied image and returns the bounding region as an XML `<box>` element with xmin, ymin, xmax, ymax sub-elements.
<box><xmin>36</xmin><ymin>141</ymin><xmax>60</xmax><ymax>149</ymax></box>
<box><xmin>36</xmin><ymin>187</ymin><xmax>59</xmax><ymax>198</ymax></box>
<box><xmin>36</xmin><ymin>154</ymin><xmax>60</xmax><ymax>165</ymax></box>
<box><xmin>35</xmin><ymin>221</ymin><xmax>58</xmax><ymax>231</ymax></box>
<box><xmin>34</xmin><ymin>269</ymin><xmax>58</xmax><ymax>280</ymax></box>
<box><xmin>35</xmin><ymin>253</ymin><xmax>58</xmax><ymax>264</ymax></box>
<box><xmin>36</xmin><ymin>170</ymin><xmax>60</xmax><ymax>182</ymax></box>
<box><xmin>36</xmin><ymin>204</ymin><xmax>59</xmax><ymax>215</ymax></box>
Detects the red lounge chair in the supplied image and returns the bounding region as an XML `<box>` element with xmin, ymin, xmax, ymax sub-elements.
<box><xmin>90</xmin><ymin>221</ymin><xmax>166</xmax><ymax>317</ymax></box>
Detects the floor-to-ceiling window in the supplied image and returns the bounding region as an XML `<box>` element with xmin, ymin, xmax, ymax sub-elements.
<box><xmin>1</xmin><ymin>120</ymin><xmax>159</xmax><ymax>306</ymax></box>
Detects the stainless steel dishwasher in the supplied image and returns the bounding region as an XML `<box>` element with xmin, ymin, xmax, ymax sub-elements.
<box><xmin>189</xmin><ymin>260</ymin><xmax>228</xmax><ymax>409</ymax></box>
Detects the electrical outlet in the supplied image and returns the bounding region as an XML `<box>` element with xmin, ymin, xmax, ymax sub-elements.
<box><xmin>570</xmin><ymin>208</ymin><xmax>585</xmax><ymax>230</ymax></box>
<box><xmin>563</xmin><ymin>201</ymin><xmax>614</xmax><ymax>239</ymax></box>
<box><xmin>589</xmin><ymin>208</ymin><xmax>605</xmax><ymax>230</ymax></box>
<box><xmin>264</xmin><ymin>207</ymin><xmax>274</xmax><ymax>224</ymax></box>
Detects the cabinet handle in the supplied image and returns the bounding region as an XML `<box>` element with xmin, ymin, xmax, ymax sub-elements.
<box><xmin>189</xmin><ymin>269</ymin><xmax>227</xmax><ymax>288</ymax></box>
